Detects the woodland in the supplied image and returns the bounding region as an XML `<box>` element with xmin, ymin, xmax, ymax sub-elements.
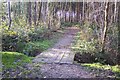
<box><xmin>0</xmin><ymin>1</ymin><xmax>120</xmax><ymax>78</ymax></box>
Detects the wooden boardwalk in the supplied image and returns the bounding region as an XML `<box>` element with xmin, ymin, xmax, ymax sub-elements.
<box><xmin>33</xmin><ymin>27</ymin><xmax>79</xmax><ymax>64</ymax></box>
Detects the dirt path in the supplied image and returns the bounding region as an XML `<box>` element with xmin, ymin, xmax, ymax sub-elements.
<box><xmin>33</xmin><ymin>27</ymin><xmax>79</xmax><ymax>64</ymax></box>
<box><xmin>31</xmin><ymin>27</ymin><xmax>94</xmax><ymax>78</ymax></box>
<box><xmin>40</xmin><ymin>63</ymin><xmax>92</xmax><ymax>78</ymax></box>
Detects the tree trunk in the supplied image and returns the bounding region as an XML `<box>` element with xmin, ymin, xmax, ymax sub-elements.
<box><xmin>65</xmin><ymin>11</ymin><xmax>67</xmax><ymax>22</ymax></box>
<box><xmin>27</xmin><ymin>2</ymin><xmax>32</xmax><ymax>26</ymax></box>
<box><xmin>64</xmin><ymin>2</ymin><xmax>67</xmax><ymax>22</ymax></box>
<box><xmin>73</xmin><ymin>3</ymin><xmax>76</xmax><ymax>22</ymax></box>
<box><xmin>101</xmin><ymin>2</ymin><xmax>109</xmax><ymax>53</ymax></box>
<box><xmin>80</xmin><ymin>2</ymin><xmax>83</xmax><ymax>21</ymax></box>
<box><xmin>34</xmin><ymin>1</ymin><xmax>37</xmax><ymax>26</ymax></box>
<box><xmin>47</xmin><ymin>2</ymin><xmax>50</xmax><ymax>29</ymax></box>
<box><xmin>82</xmin><ymin>0</ymin><xmax>85</xmax><ymax>21</ymax></box>
<box><xmin>117</xmin><ymin>2</ymin><xmax>120</xmax><ymax>64</ymax></box>
<box><xmin>18</xmin><ymin>2</ymin><xmax>21</xmax><ymax>16</ymax></box>
<box><xmin>59</xmin><ymin>2</ymin><xmax>62</xmax><ymax>20</ymax></box>
<box><xmin>38</xmin><ymin>2</ymin><xmax>42</xmax><ymax>24</ymax></box>
<box><xmin>76</xmin><ymin>2</ymin><xmax>80</xmax><ymax>22</ymax></box>
<box><xmin>114</xmin><ymin>0</ymin><xmax>117</xmax><ymax>22</ymax></box>
<box><xmin>68</xmin><ymin>2</ymin><xmax>71</xmax><ymax>22</ymax></box>
<box><xmin>8</xmin><ymin>0</ymin><xmax>11</xmax><ymax>30</ymax></box>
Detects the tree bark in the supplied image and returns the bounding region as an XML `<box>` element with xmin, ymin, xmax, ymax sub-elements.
<box><xmin>64</xmin><ymin>2</ymin><xmax>67</xmax><ymax>22</ymax></box>
<box><xmin>101</xmin><ymin>2</ymin><xmax>109</xmax><ymax>53</ymax></box>
<box><xmin>117</xmin><ymin>2</ymin><xmax>120</xmax><ymax>64</ymax></box>
<box><xmin>38</xmin><ymin>2</ymin><xmax>42</xmax><ymax>23</ymax></box>
<box><xmin>8</xmin><ymin>0</ymin><xmax>11</xmax><ymax>30</ymax></box>
<box><xmin>68</xmin><ymin>2</ymin><xmax>71</xmax><ymax>22</ymax></box>
<box><xmin>82</xmin><ymin>1</ymin><xmax>85</xmax><ymax>21</ymax></box>
<box><xmin>76</xmin><ymin>2</ymin><xmax>80</xmax><ymax>22</ymax></box>
<box><xmin>18</xmin><ymin>2</ymin><xmax>21</xmax><ymax>16</ymax></box>
<box><xmin>114</xmin><ymin>0</ymin><xmax>117</xmax><ymax>22</ymax></box>
<box><xmin>27</xmin><ymin>2</ymin><xmax>32</xmax><ymax>26</ymax></box>
<box><xmin>34</xmin><ymin>1</ymin><xmax>37</xmax><ymax>26</ymax></box>
<box><xmin>47</xmin><ymin>2</ymin><xmax>50</xmax><ymax>29</ymax></box>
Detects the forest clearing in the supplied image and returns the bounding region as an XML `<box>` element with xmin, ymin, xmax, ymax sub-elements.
<box><xmin>1</xmin><ymin>1</ymin><xmax>120</xmax><ymax>79</ymax></box>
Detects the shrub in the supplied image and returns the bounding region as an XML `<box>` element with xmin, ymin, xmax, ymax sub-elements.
<box><xmin>61</xmin><ymin>22</ymin><xmax>81</xmax><ymax>27</ymax></box>
<box><xmin>73</xmin><ymin>21</ymin><xmax>118</xmax><ymax>65</ymax></box>
<box><xmin>2</xmin><ymin>29</ymin><xmax>29</xmax><ymax>52</ymax></box>
<box><xmin>28</xmin><ymin>27</ymin><xmax>45</xmax><ymax>41</ymax></box>
<box><xmin>81</xmin><ymin>63</ymin><xmax>120</xmax><ymax>77</ymax></box>
<box><xmin>2</xmin><ymin>30</ymin><xmax>19</xmax><ymax>51</ymax></box>
<box><xmin>61</xmin><ymin>22</ymin><xmax>73</xmax><ymax>27</ymax></box>
<box><xmin>23</xmin><ymin>40</ymin><xmax>52</xmax><ymax>56</ymax></box>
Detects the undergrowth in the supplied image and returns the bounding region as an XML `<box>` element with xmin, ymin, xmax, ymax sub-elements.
<box><xmin>61</xmin><ymin>22</ymin><xmax>81</xmax><ymax>27</ymax></box>
<box><xmin>1</xmin><ymin>52</ymin><xmax>33</xmax><ymax>69</ymax></box>
<box><xmin>23</xmin><ymin>40</ymin><xmax>54</xmax><ymax>56</ymax></box>
<box><xmin>81</xmin><ymin>63</ymin><xmax>120</xmax><ymax>78</ymax></box>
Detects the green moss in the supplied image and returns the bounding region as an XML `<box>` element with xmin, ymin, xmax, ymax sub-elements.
<box><xmin>81</xmin><ymin>63</ymin><xmax>120</xmax><ymax>77</ymax></box>
<box><xmin>1</xmin><ymin>52</ymin><xmax>33</xmax><ymax>69</ymax></box>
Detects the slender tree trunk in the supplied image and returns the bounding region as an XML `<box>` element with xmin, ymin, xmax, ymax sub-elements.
<box><xmin>101</xmin><ymin>1</ymin><xmax>109</xmax><ymax>53</ymax></box>
<box><xmin>8</xmin><ymin>0</ymin><xmax>11</xmax><ymax>30</ymax></box>
<box><xmin>25</xmin><ymin>3</ymin><xmax>28</xmax><ymax>23</ymax></box>
<box><xmin>80</xmin><ymin>2</ymin><xmax>83</xmax><ymax>21</ymax></box>
<box><xmin>27</xmin><ymin>2</ymin><xmax>32</xmax><ymax>26</ymax></box>
<box><xmin>70</xmin><ymin>2</ymin><xmax>73</xmax><ymax>23</ymax></box>
<box><xmin>59</xmin><ymin>2</ymin><xmax>62</xmax><ymax>20</ymax></box>
<box><xmin>53</xmin><ymin>3</ymin><xmax>56</xmax><ymax>17</ymax></box>
<box><xmin>64</xmin><ymin>2</ymin><xmax>67</xmax><ymax>22</ymax></box>
<box><xmin>73</xmin><ymin>3</ymin><xmax>76</xmax><ymax>22</ymax></box>
<box><xmin>76</xmin><ymin>2</ymin><xmax>80</xmax><ymax>22</ymax></box>
<box><xmin>68</xmin><ymin>2</ymin><xmax>71</xmax><ymax>22</ymax></box>
<box><xmin>114</xmin><ymin>0</ymin><xmax>117</xmax><ymax>22</ymax></box>
<box><xmin>18</xmin><ymin>2</ymin><xmax>21</xmax><ymax>16</ymax></box>
<box><xmin>82</xmin><ymin>0</ymin><xmax>84</xmax><ymax>21</ymax></box>
<box><xmin>117</xmin><ymin>2</ymin><xmax>120</xmax><ymax>64</ymax></box>
<box><xmin>47</xmin><ymin>2</ymin><xmax>50</xmax><ymax>29</ymax></box>
<box><xmin>34</xmin><ymin>1</ymin><xmax>37</xmax><ymax>26</ymax></box>
<box><xmin>38</xmin><ymin>2</ymin><xmax>42</xmax><ymax>23</ymax></box>
<box><xmin>14</xmin><ymin>6</ymin><xmax>17</xmax><ymax>19</ymax></box>
<box><xmin>84</xmin><ymin>2</ymin><xmax>88</xmax><ymax>20</ymax></box>
<box><xmin>65</xmin><ymin>11</ymin><xmax>67</xmax><ymax>22</ymax></box>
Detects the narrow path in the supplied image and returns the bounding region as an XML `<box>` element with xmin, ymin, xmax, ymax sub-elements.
<box><xmin>31</xmin><ymin>27</ymin><xmax>93</xmax><ymax>78</ymax></box>
<box><xmin>33</xmin><ymin>27</ymin><xmax>79</xmax><ymax>64</ymax></box>
<box><xmin>40</xmin><ymin>64</ymin><xmax>92</xmax><ymax>78</ymax></box>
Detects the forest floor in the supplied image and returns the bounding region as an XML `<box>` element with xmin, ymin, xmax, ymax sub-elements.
<box><xmin>3</xmin><ymin>27</ymin><xmax>116</xmax><ymax>78</ymax></box>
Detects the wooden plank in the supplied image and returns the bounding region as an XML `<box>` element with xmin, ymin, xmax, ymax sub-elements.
<box><xmin>66</xmin><ymin>52</ymin><xmax>75</xmax><ymax>64</ymax></box>
<box><xmin>33</xmin><ymin>49</ymin><xmax>59</xmax><ymax>63</ymax></box>
<box><xmin>60</xmin><ymin>51</ymin><xmax>75</xmax><ymax>64</ymax></box>
<box><xmin>60</xmin><ymin>52</ymin><xmax>70</xmax><ymax>63</ymax></box>
<box><xmin>54</xmin><ymin>52</ymin><xmax>65</xmax><ymax>63</ymax></box>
